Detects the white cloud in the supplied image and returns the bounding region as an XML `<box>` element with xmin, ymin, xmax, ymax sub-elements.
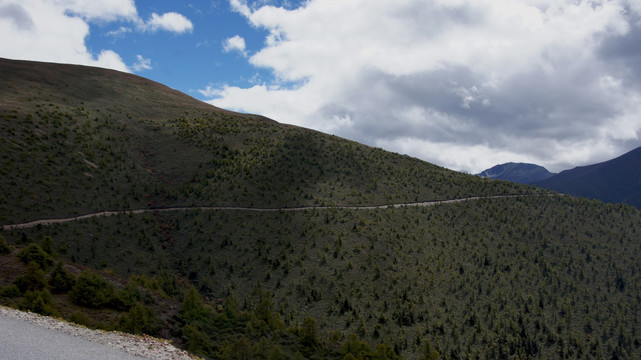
<box><xmin>0</xmin><ymin>3</ymin><xmax>34</xmax><ymax>30</ymax></box>
<box><xmin>92</xmin><ymin>50</ymin><xmax>129</xmax><ymax>72</ymax></box>
<box><xmin>198</xmin><ymin>85</ymin><xmax>220</xmax><ymax>98</ymax></box>
<box><xmin>106</xmin><ymin>26</ymin><xmax>132</xmax><ymax>37</ymax></box>
<box><xmin>132</xmin><ymin>54</ymin><xmax>152</xmax><ymax>72</ymax></box>
<box><xmin>222</xmin><ymin>35</ymin><xmax>247</xmax><ymax>56</ymax></box>
<box><xmin>229</xmin><ymin>0</ymin><xmax>252</xmax><ymax>17</ymax></box>
<box><xmin>0</xmin><ymin>0</ymin><xmax>131</xmax><ymax>71</ymax></box>
<box><xmin>141</xmin><ymin>12</ymin><xmax>193</xmax><ymax>34</ymax></box>
<box><xmin>0</xmin><ymin>0</ymin><xmax>193</xmax><ymax>73</ymax></box>
<box><xmin>59</xmin><ymin>0</ymin><xmax>138</xmax><ymax>21</ymax></box>
<box><xmin>209</xmin><ymin>0</ymin><xmax>641</xmax><ymax>173</ymax></box>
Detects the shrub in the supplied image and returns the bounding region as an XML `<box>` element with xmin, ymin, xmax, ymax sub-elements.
<box><xmin>0</xmin><ymin>284</ymin><xmax>21</xmax><ymax>298</ymax></box>
<box><xmin>40</xmin><ymin>236</ymin><xmax>56</xmax><ymax>257</ymax></box>
<box><xmin>17</xmin><ymin>243</ymin><xmax>53</xmax><ymax>270</ymax></box>
<box><xmin>267</xmin><ymin>346</ymin><xmax>286</xmax><ymax>360</ymax></box>
<box><xmin>117</xmin><ymin>302</ymin><xmax>161</xmax><ymax>335</ymax></box>
<box><xmin>420</xmin><ymin>339</ymin><xmax>440</xmax><ymax>360</ymax></box>
<box><xmin>49</xmin><ymin>261</ymin><xmax>75</xmax><ymax>293</ymax></box>
<box><xmin>106</xmin><ymin>288</ymin><xmax>133</xmax><ymax>311</ymax></box>
<box><xmin>301</xmin><ymin>316</ymin><xmax>319</xmax><ymax>347</ymax></box>
<box><xmin>70</xmin><ymin>271</ymin><xmax>115</xmax><ymax>308</ymax></box>
<box><xmin>14</xmin><ymin>261</ymin><xmax>47</xmax><ymax>293</ymax></box>
<box><xmin>0</xmin><ymin>235</ymin><xmax>11</xmax><ymax>254</ymax></box>
<box><xmin>222</xmin><ymin>336</ymin><xmax>253</xmax><ymax>360</ymax></box>
<box><xmin>374</xmin><ymin>344</ymin><xmax>401</xmax><ymax>360</ymax></box>
<box><xmin>20</xmin><ymin>289</ymin><xmax>58</xmax><ymax>316</ymax></box>
<box><xmin>342</xmin><ymin>333</ymin><xmax>372</xmax><ymax>359</ymax></box>
<box><xmin>181</xmin><ymin>324</ymin><xmax>214</xmax><ymax>356</ymax></box>
<box><xmin>69</xmin><ymin>312</ymin><xmax>93</xmax><ymax>327</ymax></box>
<box><xmin>181</xmin><ymin>285</ymin><xmax>210</xmax><ymax>322</ymax></box>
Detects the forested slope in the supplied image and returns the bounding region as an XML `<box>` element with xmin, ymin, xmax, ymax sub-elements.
<box><xmin>2</xmin><ymin>58</ymin><xmax>641</xmax><ymax>359</ymax></box>
<box><xmin>4</xmin><ymin>194</ymin><xmax>641</xmax><ymax>359</ymax></box>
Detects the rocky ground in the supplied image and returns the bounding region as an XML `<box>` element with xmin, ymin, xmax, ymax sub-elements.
<box><xmin>0</xmin><ymin>305</ymin><xmax>198</xmax><ymax>360</ymax></box>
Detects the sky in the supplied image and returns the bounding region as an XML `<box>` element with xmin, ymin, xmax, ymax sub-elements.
<box><xmin>1</xmin><ymin>0</ymin><xmax>641</xmax><ymax>173</ymax></box>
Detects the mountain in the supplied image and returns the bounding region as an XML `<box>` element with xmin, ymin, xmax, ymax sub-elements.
<box><xmin>0</xmin><ymin>57</ymin><xmax>525</xmax><ymax>226</ymax></box>
<box><xmin>477</xmin><ymin>162</ymin><xmax>555</xmax><ymax>184</ymax></box>
<box><xmin>534</xmin><ymin>146</ymin><xmax>641</xmax><ymax>209</ymax></box>
<box><xmin>2</xmin><ymin>58</ymin><xmax>641</xmax><ymax>359</ymax></box>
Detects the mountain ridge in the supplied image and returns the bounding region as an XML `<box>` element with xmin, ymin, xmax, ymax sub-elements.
<box><xmin>477</xmin><ymin>162</ymin><xmax>555</xmax><ymax>184</ymax></box>
<box><xmin>534</xmin><ymin>146</ymin><xmax>641</xmax><ymax>209</ymax></box>
<box><xmin>2</xmin><ymin>58</ymin><xmax>641</xmax><ymax>359</ymax></box>
<box><xmin>0</xmin><ymin>57</ymin><xmax>529</xmax><ymax>225</ymax></box>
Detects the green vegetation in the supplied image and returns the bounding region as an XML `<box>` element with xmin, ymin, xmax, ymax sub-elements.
<box><xmin>0</xmin><ymin>59</ymin><xmax>534</xmax><ymax>225</ymax></box>
<box><xmin>0</xmin><ymin>239</ymin><xmax>188</xmax><ymax>340</ymax></box>
<box><xmin>14</xmin><ymin>261</ymin><xmax>47</xmax><ymax>293</ymax></box>
<box><xmin>49</xmin><ymin>261</ymin><xmax>75</xmax><ymax>293</ymax></box>
<box><xmin>1</xmin><ymin>58</ymin><xmax>641</xmax><ymax>359</ymax></box>
<box><xmin>17</xmin><ymin>243</ymin><xmax>53</xmax><ymax>270</ymax></box>
<box><xmin>117</xmin><ymin>301</ymin><xmax>161</xmax><ymax>335</ymax></box>
<box><xmin>0</xmin><ymin>235</ymin><xmax>11</xmax><ymax>254</ymax></box>
<box><xmin>70</xmin><ymin>271</ymin><xmax>118</xmax><ymax>308</ymax></box>
<box><xmin>5</xmin><ymin>195</ymin><xmax>641</xmax><ymax>358</ymax></box>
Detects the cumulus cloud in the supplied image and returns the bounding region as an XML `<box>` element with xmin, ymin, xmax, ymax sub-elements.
<box><xmin>208</xmin><ymin>0</ymin><xmax>641</xmax><ymax>173</ymax></box>
<box><xmin>0</xmin><ymin>0</ymin><xmax>131</xmax><ymax>71</ymax></box>
<box><xmin>60</xmin><ymin>0</ymin><xmax>138</xmax><ymax>21</ymax></box>
<box><xmin>107</xmin><ymin>11</ymin><xmax>194</xmax><ymax>35</ymax></box>
<box><xmin>0</xmin><ymin>3</ymin><xmax>34</xmax><ymax>30</ymax></box>
<box><xmin>0</xmin><ymin>0</ymin><xmax>193</xmax><ymax>73</ymax></box>
<box><xmin>141</xmin><ymin>12</ymin><xmax>193</xmax><ymax>33</ymax></box>
<box><xmin>131</xmin><ymin>54</ymin><xmax>152</xmax><ymax>72</ymax></box>
<box><xmin>222</xmin><ymin>35</ymin><xmax>247</xmax><ymax>56</ymax></box>
<box><xmin>229</xmin><ymin>0</ymin><xmax>252</xmax><ymax>17</ymax></box>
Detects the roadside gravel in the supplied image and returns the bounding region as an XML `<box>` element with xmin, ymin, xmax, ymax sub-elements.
<box><xmin>0</xmin><ymin>306</ymin><xmax>198</xmax><ymax>360</ymax></box>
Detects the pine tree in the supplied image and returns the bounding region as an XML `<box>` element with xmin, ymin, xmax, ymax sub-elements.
<box><xmin>301</xmin><ymin>316</ymin><xmax>319</xmax><ymax>347</ymax></box>
<box><xmin>421</xmin><ymin>339</ymin><xmax>440</xmax><ymax>360</ymax></box>
<box><xmin>181</xmin><ymin>285</ymin><xmax>210</xmax><ymax>322</ymax></box>
<box><xmin>14</xmin><ymin>261</ymin><xmax>47</xmax><ymax>293</ymax></box>
<box><xmin>49</xmin><ymin>261</ymin><xmax>75</xmax><ymax>293</ymax></box>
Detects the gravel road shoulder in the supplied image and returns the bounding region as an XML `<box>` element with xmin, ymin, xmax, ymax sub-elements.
<box><xmin>0</xmin><ymin>306</ymin><xmax>197</xmax><ymax>360</ymax></box>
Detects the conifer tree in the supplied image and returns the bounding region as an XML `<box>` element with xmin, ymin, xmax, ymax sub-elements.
<box><xmin>14</xmin><ymin>261</ymin><xmax>47</xmax><ymax>293</ymax></box>
<box><xmin>49</xmin><ymin>261</ymin><xmax>75</xmax><ymax>293</ymax></box>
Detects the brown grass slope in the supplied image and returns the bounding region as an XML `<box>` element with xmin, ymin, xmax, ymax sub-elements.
<box><xmin>0</xmin><ymin>57</ymin><xmax>224</xmax><ymax>118</ymax></box>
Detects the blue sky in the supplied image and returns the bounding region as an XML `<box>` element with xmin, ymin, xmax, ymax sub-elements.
<box><xmin>2</xmin><ymin>0</ymin><xmax>641</xmax><ymax>173</ymax></box>
<box><xmin>85</xmin><ymin>1</ymin><xmax>287</xmax><ymax>95</ymax></box>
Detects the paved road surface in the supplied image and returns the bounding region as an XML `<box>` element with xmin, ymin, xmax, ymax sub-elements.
<box><xmin>0</xmin><ymin>313</ymin><xmax>148</xmax><ymax>360</ymax></box>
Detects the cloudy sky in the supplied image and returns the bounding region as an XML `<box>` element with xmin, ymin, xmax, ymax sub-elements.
<box><xmin>1</xmin><ymin>0</ymin><xmax>641</xmax><ymax>173</ymax></box>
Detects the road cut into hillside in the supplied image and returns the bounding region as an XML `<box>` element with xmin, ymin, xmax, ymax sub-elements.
<box><xmin>2</xmin><ymin>194</ymin><xmax>537</xmax><ymax>230</ymax></box>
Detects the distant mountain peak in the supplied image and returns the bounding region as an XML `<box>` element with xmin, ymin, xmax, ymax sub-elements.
<box><xmin>534</xmin><ymin>146</ymin><xmax>641</xmax><ymax>209</ymax></box>
<box><xmin>477</xmin><ymin>162</ymin><xmax>555</xmax><ymax>184</ymax></box>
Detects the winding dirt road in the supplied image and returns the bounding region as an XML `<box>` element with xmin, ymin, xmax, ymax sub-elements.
<box><xmin>2</xmin><ymin>194</ymin><xmax>531</xmax><ymax>230</ymax></box>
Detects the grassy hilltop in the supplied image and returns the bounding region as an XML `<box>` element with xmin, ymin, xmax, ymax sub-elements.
<box><xmin>1</xmin><ymin>58</ymin><xmax>640</xmax><ymax>359</ymax></box>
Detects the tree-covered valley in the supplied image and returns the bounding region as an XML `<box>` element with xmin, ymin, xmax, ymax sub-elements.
<box><xmin>1</xmin><ymin>58</ymin><xmax>640</xmax><ymax>359</ymax></box>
